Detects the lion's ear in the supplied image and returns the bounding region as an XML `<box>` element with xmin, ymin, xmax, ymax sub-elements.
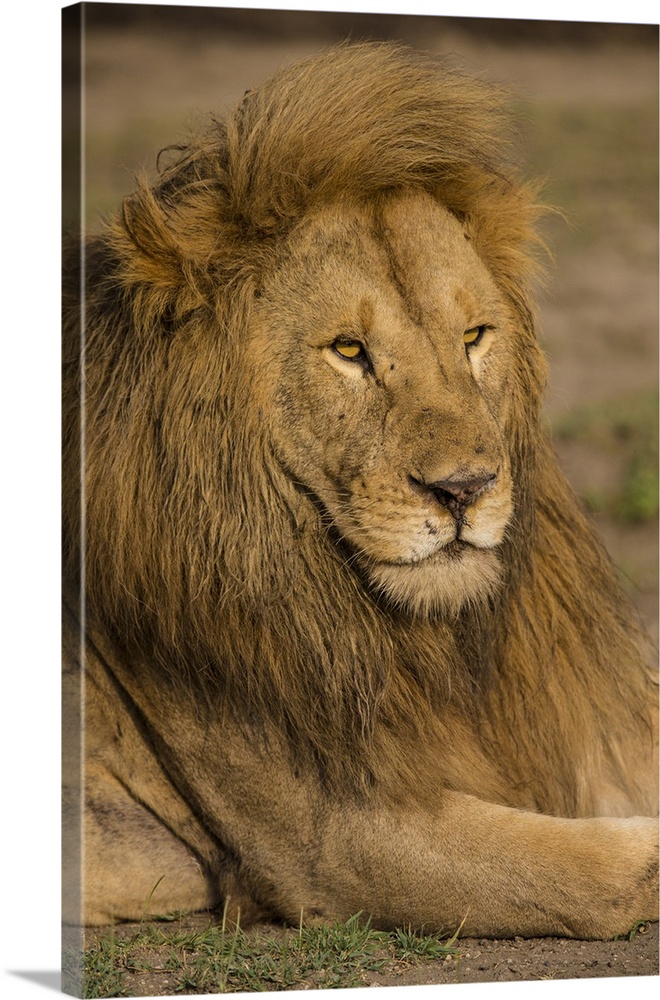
<box><xmin>108</xmin><ymin>176</ymin><xmax>223</xmax><ymax>313</ymax></box>
<box><xmin>116</xmin><ymin>188</ymin><xmax>189</xmax><ymax>291</ymax></box>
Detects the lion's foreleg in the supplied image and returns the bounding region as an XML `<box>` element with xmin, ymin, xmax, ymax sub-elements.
<box><xmin>303</xmin><ymin>792</ymin><xmax>658</xmax><ymax>939</ymax></box>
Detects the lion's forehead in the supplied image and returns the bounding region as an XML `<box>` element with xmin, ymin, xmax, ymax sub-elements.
<box><xmin>277</xmin><ymin>192</ymin><xmax>502</xmax><ymax>331</ymax></box>
<box><xmin>379</xmin><ymin>195</ymin><xmax>497</xmax><ymax>307</ymax></box>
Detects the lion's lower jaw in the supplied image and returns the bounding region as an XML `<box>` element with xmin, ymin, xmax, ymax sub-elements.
<box><xmin>368</xmin><ymin>545</ymin><xmax>503</xmax><ymax>617</ymax></box>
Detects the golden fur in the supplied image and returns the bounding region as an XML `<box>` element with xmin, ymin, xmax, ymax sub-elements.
<box><xmin>63</xmin><ymin>42</ymin><xmax>658</xmax><ymax>938</ymax></box>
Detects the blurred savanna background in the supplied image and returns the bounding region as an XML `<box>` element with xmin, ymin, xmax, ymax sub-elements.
<box><xmin>62</xmin><ymin>4</ymin><xmax>659</xmax><ymax>991</ymax></box>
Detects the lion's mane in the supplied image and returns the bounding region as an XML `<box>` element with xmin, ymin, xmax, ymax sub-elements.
<box><xmin>63</xmin><ymin>43</ymin><xmax>652</xmax><ymax>809</ymax></box>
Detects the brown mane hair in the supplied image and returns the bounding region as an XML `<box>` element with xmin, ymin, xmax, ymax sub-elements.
<box><xmin>63</xmin><ymin>42</ymin><xmax>652</xmax><ymax>808</ymax></box>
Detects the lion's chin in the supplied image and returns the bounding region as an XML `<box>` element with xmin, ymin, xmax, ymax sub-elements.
<box><xmin>367</xmin><ymin>544</ymin><xmax>503</xmax><ymax>618</ymax></box>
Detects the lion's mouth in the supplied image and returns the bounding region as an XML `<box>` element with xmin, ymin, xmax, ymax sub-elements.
<box><xmin>377</xmin><ymin>537</ymin><xmax>491</xmax><ymax>570</ymax></box>
<box><xmin>440</xmin><ymin>539</ymin><xmax>470</xmax><ymax>561</ymax></box>
<box><xmin>424</xmin><ymin>537</ymin><xmax>494</xmax><ymax>564</ymax></box>
<box><xmin>365</xmin><ymin>535</ymin><xmax>504</xmax><ymax>617</ymax></box>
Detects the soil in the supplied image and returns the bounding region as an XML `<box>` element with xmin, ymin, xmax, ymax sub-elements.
<box><xmin>369</xmin><ymin>924</ymin><xmax>660</xmax><ymax>987</ymax></box>
<box><xmin>69</xmin><ymin>7</ymin><xmax>659</xmax><ymax>994</ymax></box>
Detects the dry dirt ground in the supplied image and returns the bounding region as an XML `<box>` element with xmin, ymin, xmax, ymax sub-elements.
<box><xmin>67</xmin><ymin>7</ymin><xmax>659</xmax><ymax>995</ymax></box>
<box><xmin>368</xmin><ymin>924</ymin><xmax>660</xmax><ymax>986</ymax></box>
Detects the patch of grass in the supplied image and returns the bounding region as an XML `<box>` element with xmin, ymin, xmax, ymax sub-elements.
<box><xmin>551</xmin><ymin>389</ymin><xmax>659</xmax><ymax>523</ymax></box>
<box><xmin>392</xmin><ymin>922</ymin><xmax>461</xmax><ymax>960</ymax></box>
<box><xmin>80</xmin><ymin>911</ymin><xmax>460</xmax><ymax>996</ymax></box>
<box><xmin>79</xmin><ymin>931</ymin><xmax>131</xmax><ymax>998</ymax></box>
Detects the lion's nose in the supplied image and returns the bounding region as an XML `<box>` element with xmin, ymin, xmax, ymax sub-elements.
<box><xmin>413</xmin><ymin>472</ymin><xmax>498</xmax><ymax>521</ymax></box>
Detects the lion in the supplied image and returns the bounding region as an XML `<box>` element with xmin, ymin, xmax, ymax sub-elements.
<box><xmin>62</xmin><ymin>41</ymin><xmax>658</xmax><ymax>942</ymax></box>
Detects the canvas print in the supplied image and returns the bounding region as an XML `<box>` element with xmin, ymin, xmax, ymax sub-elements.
<box><xmin>62</xmin><ymin>3</ymin><xmax>659</xmax><ymax>996</ymax></box>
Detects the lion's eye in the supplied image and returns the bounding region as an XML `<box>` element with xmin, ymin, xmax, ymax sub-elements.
<box><xmin>333</xmin><ymin>340</ymin><xmax>365</xmax><ymax>360</ymax></box>
<box><xmin>463</xmin><ymin>326</ymin><xmax>486</xmax><ymax>348</ymax></box>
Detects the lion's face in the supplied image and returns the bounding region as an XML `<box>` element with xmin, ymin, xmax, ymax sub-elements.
<box><xmin>251</xmin><ymin>191</ymin><xmax>522</xmax><ymax>616</ymax></box>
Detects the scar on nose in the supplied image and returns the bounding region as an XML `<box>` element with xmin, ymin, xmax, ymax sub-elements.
<box><xmin>424</xmin><ymin>520</ymin><xmax>438</xmax><ymax>536</ymax></box>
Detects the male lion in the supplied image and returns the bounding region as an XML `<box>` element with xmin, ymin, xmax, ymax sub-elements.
<box><xmin>63</xmin><ymin>42</ymin><xmax>658</xmax><ymax>940</ymax></box>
